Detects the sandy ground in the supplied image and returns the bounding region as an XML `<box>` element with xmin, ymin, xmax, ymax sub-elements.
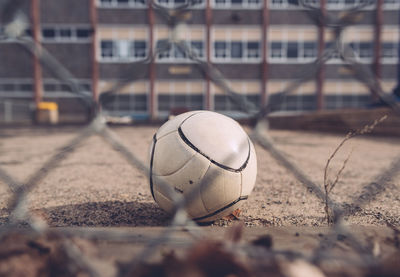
<box><xmin>0</xmin><ymin>124</ymin><xmax>399</xmax><ymax>228</ymax></box>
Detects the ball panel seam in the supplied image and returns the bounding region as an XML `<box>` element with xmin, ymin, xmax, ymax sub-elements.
<box><xmin>178</xmin><ymin>126</ymin><xmax>251</xmax><ymax>172</ymax></box>
<box><xmin>149</xmin><ymin>133</ymin><xmax>157</xmax><ymax>201</ymax></box>
<box><xmin>192</xmin><ymin>195</ymin><xmax>249</xmax><ymax>221</ymax></box>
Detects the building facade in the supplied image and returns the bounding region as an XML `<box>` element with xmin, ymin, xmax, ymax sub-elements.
<box><xmin>0</xmin><ymin>0</ymin><xmax>399</xmax><ymax>122</ymax></box>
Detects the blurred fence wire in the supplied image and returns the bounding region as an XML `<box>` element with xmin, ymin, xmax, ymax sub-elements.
<box><xmin>0</xmin><ymin>0</ymin><xmax>400</xmax><ymax>276</ymax></box>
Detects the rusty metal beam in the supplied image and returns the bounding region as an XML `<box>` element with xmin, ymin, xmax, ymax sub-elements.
<box><xmin>205</xmin><ymin>0</ymin><xmax>212</xmax><ymax>111</ymax></box>
<box><xmin>373</xmin><ymin>0</ymin><xmax>383</xmax><ymax>100</ymax></box>
<box><xmin>31</xmin><ymin>0</ymin><xmax>42</xmax><ymax>107</ymax></box>
<box><xmin>316</xmin><ymin>0</ymin><xmax>326</xmax><ymax>110</ymax></box>
<box><xmin>261</xmin><ymin>0</ymin><xmax>269</xmax><ymax>108</ymax></box>
<box><xmin>148</xmin><ymin>1</ymin><xmax>156</xmax><ymax>120</ymax></box>
<box><xmin>89</xmin><ymin>0</ymin><xmax>99</xmax><ymax>105</ymax></box>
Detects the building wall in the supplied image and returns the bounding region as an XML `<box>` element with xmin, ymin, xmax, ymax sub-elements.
<box><xmin>0</xmin><ymin>0</ymin><xmax>399</xmax><ymax>121</ymax></box>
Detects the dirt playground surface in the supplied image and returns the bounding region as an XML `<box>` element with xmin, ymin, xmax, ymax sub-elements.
<box><xmin>0</xmin><ymin>125</ymin><xmax>399</xmax><ymax>228</ymax></box>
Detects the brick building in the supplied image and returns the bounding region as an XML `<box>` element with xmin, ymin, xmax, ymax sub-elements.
<box><xmin>0</xmin><ymin>0</ymin><xmax>399</xmax><ymax>122</ymax></box>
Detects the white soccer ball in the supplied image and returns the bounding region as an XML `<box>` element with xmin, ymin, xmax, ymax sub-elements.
<box><xmin>149</xmin><ymin>110</ymin><xmax>257</xmax><ymax>222</ymax></box>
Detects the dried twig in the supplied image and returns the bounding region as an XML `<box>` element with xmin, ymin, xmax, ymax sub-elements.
<box><xmin>323</xmin><ymin>115</ymin><xmax>388</xmax><ymax>225</ymax></box>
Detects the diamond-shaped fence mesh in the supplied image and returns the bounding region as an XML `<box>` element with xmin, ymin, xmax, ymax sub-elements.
<box><xmin>0</xmin><ymin>0</ymin><xmax>399</xmax><ymax>276</ymax></box>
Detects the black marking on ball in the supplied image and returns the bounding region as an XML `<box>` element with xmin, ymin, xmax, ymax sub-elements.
<box><xmin>174</xmin><ymin>187</ymin><xmax>183</xmax><ymax>193</ymax></box>
<box><xmin>192</xmin><ymin>195</ymin><xmax>249</xmax><ymax>221</ymax></box>
<box><xmin>177</xmin><ymin>127</ymin><xmax>250</xmax><ymax>173</ymax></box>
<box><xmin>149</xmin><ymin>133</ymin><xmax>157</xmax><ymax>201</ymax></box>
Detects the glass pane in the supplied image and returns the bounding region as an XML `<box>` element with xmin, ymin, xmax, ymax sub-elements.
<box><xmin>231</xmin><ymin>42</ymin><xmax>243</xmax><ymax>58</ymax></box>
<box><xmin>20</xmin><ymin>84</ymin><xmax>33</xmax><ymax>91</ymax></box>
<box><xmin>215</xmin><ymin>41</ymin><xmax>227</xmax><ymax>58</ymax></box>
<box><xmin>191</xmin><ymin>41</ymin><xmax>203</xmax><ymax>55</ymax></box>
<box><xmin>287</xmin><ymin>42</ymin><xmax>298</xmax><ymax>58</ymax></box>
<box><xmin>101</xmin><ymin>40</ymin><xmax>114</xmax><ymax>57</ymax></box>
<box><xmin>59</xmin><ymin>28</ymin><xmax>72</xmax><ymax>38</ymax></box>
<box><xmin>76</xmin><ymin>29</ymin><xmax>90</xmax><ymax>38</ymax></box>
<box><xmin>42</xmin><ymin>28</ymin><xmax>55</xmax><ymax>38</ymax></box>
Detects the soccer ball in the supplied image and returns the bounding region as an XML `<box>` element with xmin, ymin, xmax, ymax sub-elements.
<box><xmin>149</xmin><ymin>111</ymin><xmax>257</xmax><ymax>222</ymax></box>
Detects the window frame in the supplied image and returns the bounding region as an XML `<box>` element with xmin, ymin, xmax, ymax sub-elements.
<box><xmin>269</xmin><ymin>0</ymin><xmax>400</xmax><ymax>10</ymax></box>
<box><xmin>100</xmin><ymin>39</ymin><xmax>149</xmax><ymax>62</ymax></box>
<box><xmin>41</xmin><ymin>25</ymin><xmax>92</xmax><ymax>43</ymax></box>
<box><xmin>212</xmin><ymin>0</ymin><xmax>262</xmax><ymax>9</ymax></box>
<box><xmin>155</xmin><ymin>0</ymin><xmax>205</xmax><ymax>9</ymax></box>
<box><xmin>156</xmin><ymin>80</ymin><xmax>205</xmax><ymax>116</ymax></box>
<box><xmin>97</xmin><ymin>0</ymin><xmax>147</xmax><ymax>9</ymax></box>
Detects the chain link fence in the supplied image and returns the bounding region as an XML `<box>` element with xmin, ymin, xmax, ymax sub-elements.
<box><xmin>0</xmin><ymin>0</ymin><xmax>400</xmax><ymax>276</ymax></box>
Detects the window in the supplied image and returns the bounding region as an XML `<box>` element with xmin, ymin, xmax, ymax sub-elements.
<box><xmin>191</xmin><ymin>41</ymin><xmax>204</xmax><ymax>58</ymax></box>
<box><xmin>287</xmin><ymin>42</ymin><xmax>298</xmax><ymax>58</ymax></box>
<box><xmin>0</xmin><ymin>83</ymin><xmax>32</xmax><ymax>92</ymax></box>
<box><xmin>231</xmin><ymin>42</ymin><xmax>243</xmax><ymax>58</ymax></box>
<box><xmin>215</xmin><ymin>42</ymin><xmax>228</xmax><ymax>58</ymax></box>
<box><xmin>101</xmin><ymin>40</ymin><xmax>114</xmax><ymax>58</ymax></box>
<box><xmin>349</xmin><ymin>42</ymin><xmax>373</xmax><ymax>61</ymax></box>
<box><xmin>156</xmin><ymin>0</ymin><xmax>204</xmax><ymax>8</ymax></box>
<box><xmin>269</xmin><ymin>41</ymin><xmax>317</xmax><ymax>62</ymax></box>
<box><xmin>214</xmin><ymin>94</ymin><xmax>260</xmax><ymax>111</ymax></box>
<box><xmin>59</xmin><ymin>28</ymin><xmax>72</xmax><ymax>38</ymax></box>
<box><xmin>212</xmin><ymin>81</ymin><xmax>260</xmax><ymax>112</ymax></box>
<box><xmin>0</xmin><ymin>81</ymin><xmax>34</xmax><ymax>96</ymax></box>
<box><xmin>42</xmin><ymin>81</ymin><xmax>92</xmax><ymax>95</ymax></box>
<box><xmin>100</xmin><ymin>40</ymin><xmax>147</xmax><ymax>61</ymax></box>
<box><xmin>132</xmin><ymin>41</ymin><xmax>147</xmax><ymax>58</ymax></box>
<box><xmin>269</xmin><ymin>0</ymin><xmax>302</xmax><ymax>8</ymax></box>
<box><xmin>98</xmin><ymin>0</ymin><xmax>146</xmax><ymax>8</ymax></box>
<box><xmin>76</xmin><ymin>29</ymin><xmax>91</xmax><ymax>38</ymax></box>
<box><xmin>382</xmin><ymin>42</ymin><xmax>398</xmax><ymax>60</ymax></box>
<box><xmin>271</xmin><ymin>42</ymin><xmax>284</xmax><ymax>58</ymax></box>
<box><xmin>325</xmin><ymin>41</ymin><xmax>341</xmax><ymax>60</ymax></box>
<box><xmin>303</xmin><ymin>42</ymin><xmax>317</xmax><ymax>58</ymax></box>
<box><xmin>156</xmin><ymin>81</ymin><xmax>204</xmax><ymax>113</ymax></box>
<box><xmin>158</xmin><ymin>94</ymin><xmax>203</xmax><ymax>112</ymax></box>
<box><xmin>102</xmin><ymin>94</ymin><xmax>148</xmax><ymax>112</ymax></box>
<box><xmin>157</xmin><ymin>41</ymin><xmax>204</xmax><ymax>62</ymax></box>
<box><xmin>269</xmin><ymin>0</ymin><xmax>389</xmax><ymax>9</ymax></box>
<box><xmin>213</xmin><ymin>40</ymin><xmax>260</xmax><ymax>62</ymax></box>
<box><xmin>41</xmin><ymin>26</ymin><xmax>91</xmax><ymax>42</ymax></box>
<box><xmin>384</xmin><ymin>0</ymin><xmax>400</xmax><ymax>8</ymax></box>
<box><xmin>213</xmin><ymin>0</ymin><xmax>261</xmax><ymax>8</ymax></box>
<box><xmin>42</xmin><ymin>28</ymin><xmax>56</xmax><ymax>39</ymax></box>
<box><xmin>247</xmin><ymin>42</ymin><xmax>260</xmax><ymax>58</ymax></box>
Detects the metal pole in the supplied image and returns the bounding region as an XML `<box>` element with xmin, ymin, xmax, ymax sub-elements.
<box><xmin>148</xmin><ymin>1</ymin><xmax>156</xmax><ymax>120</ymax></box>
<box><xmin>396</xmin><ymin>2</ymin><xmax>400</xmax><ymax>97</ymax></box>
<box><xmin>89</xmin><ymin>0</ymin><xmax>99</xmax><ymax>104</ymax></box>
<box><xmin>316</xmin><ymin>0</ymin><xmax>326</xmax><ymax>110</ymax></box>
<box><xmin>31</xmin><ymin>0</ymin><xmax>42</xmax><ymax>107</ymax></box>
<box><xmin>205</xmin><ymin>0</ymin><xmax>212</xmax><ymax>110</ymax></box>
<box><xmin>261</xmin><ymin>0</ymin><xmax>269</xmax><ymax>108</ymax></box>
<box><xmin>373</xmin><ymin>0</ymin><xmax>383</xmax><ymax>101</ymax></box>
